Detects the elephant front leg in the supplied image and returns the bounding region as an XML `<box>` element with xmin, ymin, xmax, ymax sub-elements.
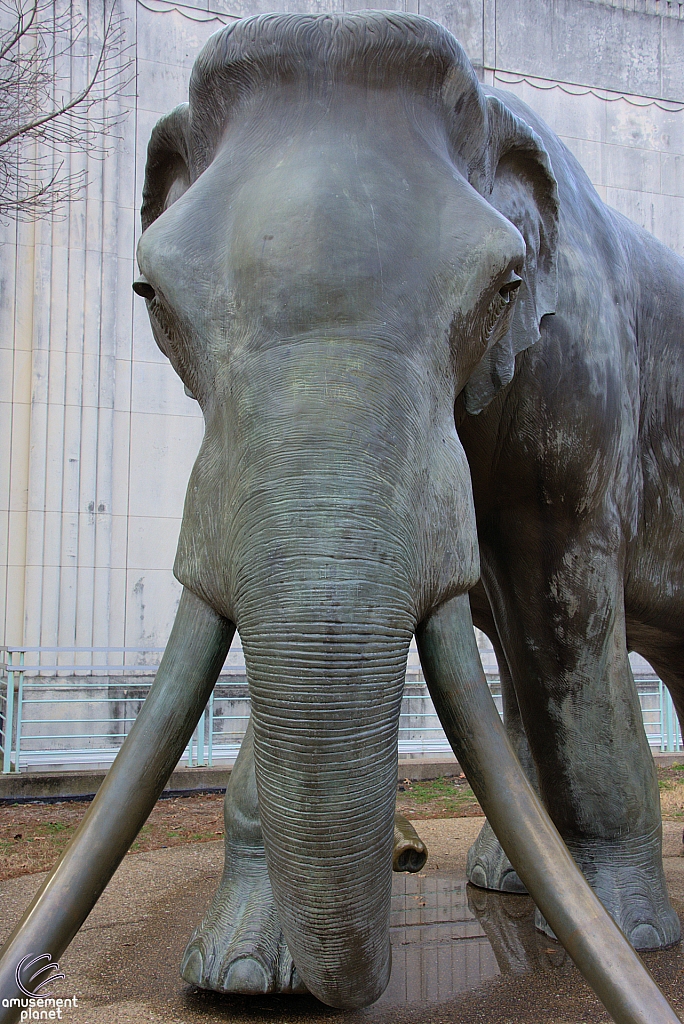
<box><xmin>476</xmin><ymin>526</ymin><xmax>680</xmax><ymax>952</ymax></box>
<box><xmin>181</xmin><ymin>717</ymin><xmax>306</xmax><ymax>994</ymax></box>
<box><xmin>182</xmin><ymin>718</ymin><xmax>429</xmax><ymax>994</ymax></box>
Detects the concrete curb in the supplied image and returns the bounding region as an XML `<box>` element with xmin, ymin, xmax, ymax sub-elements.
<box><xmin>0</xmin><ymin>752</ymin><xmax>680</xmax><ymax>803</ymax></box>
<box><xmin>0</xmin><ymin>759</ymin><xmax>462</xmax><ymax>803</ymax></box>
<box><xmin>0</xmin><ymin>767</ymin><xmax>232</xmax><ymax>803</ymax></box>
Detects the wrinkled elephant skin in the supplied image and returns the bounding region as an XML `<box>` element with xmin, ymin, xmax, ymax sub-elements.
<box><xmin>0</xmin><ymin>14</ymin><xmax>682</xmax><ymax>1024</ymax></box>
<box><xmin>460</xmin><ymin>89</ymin><xmax>684</xmax><ymax>956</ymax></box>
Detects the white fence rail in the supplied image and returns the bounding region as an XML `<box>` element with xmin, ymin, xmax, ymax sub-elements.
<box><xmin>0</xmin><ymin>644</ymin><xmax>680</xmax><ymax>774</ymax></box>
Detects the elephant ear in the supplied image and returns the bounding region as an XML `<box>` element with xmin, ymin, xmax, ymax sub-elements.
<box><xmin>139</xmin><ymin>104</ymin><xmax>195</xmax><ymax>397</ymax></box>
<box><xmin>140</xmin><ymin>103</ymin><xmax>191</xmax><ymax>231</ymax></box>
<box><xmin>463</xmin><ymin>95</ymin><xmax>559</xmax><ymax>415</ymax></box>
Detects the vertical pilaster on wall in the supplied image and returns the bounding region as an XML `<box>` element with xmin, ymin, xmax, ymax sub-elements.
<box><xmin>11</xmin><ymin>0</ymin><xmax>134</xmax><ymax>663</ymax></box>
<box><xmin>1</xmin><ymin>212</ymin><xmax>36</xmax><ymax>648</ymax></box>
<box><xmin>483</xmin><ymin>0</ymin><xmax>495</xmax><ymax>73</ymax></box>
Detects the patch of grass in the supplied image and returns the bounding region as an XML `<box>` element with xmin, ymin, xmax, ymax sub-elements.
<box><xmin>657</xmin><ymin>765</ymin><xmax>684</xmax><ymax>819</ymax></box>
<box><xmin>43</xmin><ymin>821</ymin><xmax>70</xmax><ymax>833</ymax></box>
<box><xmin>411</xmin><ymin>778</ymin><xmax>474</xmax><ymax>804</ymax></box>
<box><xmin>129</xmin><ymin>824</ymin><xmax>152</xmax><ymax>852</ymax></box>
<box><xmin>396</xmin><ymin>775</ymin><xmax>482</xmax><ymax>819</ymax></box>
<box><xmin>0</xmin><ymin>793</ymin><xmax>226</xmax><ymax>881</ymax></box>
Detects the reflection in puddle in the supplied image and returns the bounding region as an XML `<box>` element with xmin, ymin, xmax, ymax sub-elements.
<box><xmin>376</xmin><ymin>874</ymin><xmax>569</xmax><ymax>1006</ymax></box>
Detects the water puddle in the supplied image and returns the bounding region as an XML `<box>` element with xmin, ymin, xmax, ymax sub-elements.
<box><xmin>375</xmin><ymin>873</ymin><xmax>568</xmax><ymax>1007</ymax></box>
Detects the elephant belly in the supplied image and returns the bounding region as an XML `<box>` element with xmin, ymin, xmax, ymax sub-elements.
<box><xmin>625</xmin><ymin>530</ymin><xmax>684</xmax><ymax>670</ymax></box>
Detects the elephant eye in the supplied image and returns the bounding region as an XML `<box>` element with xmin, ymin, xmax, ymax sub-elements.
<box><xmin>133</xmin><ymin>277</ymin><xmax>156</xmax><ymax>300</ymax></box>
<box><xmin>481</xmin><ymin>274</ymin><xmax>520</xmax><ymax>348</ymax></box>
<box><xmin>134</xmin><ymin>285</ymin><xmax>202</xmax><ymax>404</ymax></box>
<box><xmin>499</xmin><ymin>272</ymin><xmax>522</xmax><ymax>303</ymax></box>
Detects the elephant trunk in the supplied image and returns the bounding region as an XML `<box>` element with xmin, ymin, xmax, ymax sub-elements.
<box><xmin>172</xmin><ymin>336</ymin><xmax>479</xmax><ymax>1007</ymax></box>
<box><xmin>241</xmin><ymin>618</ymin><xmax>410</xmax><ymax>1008</ymax></box>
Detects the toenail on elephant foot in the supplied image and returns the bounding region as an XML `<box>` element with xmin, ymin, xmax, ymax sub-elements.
<box><xmin>468</xmin><ymin>862</ymin><xmax>526</xmax><ymax>893</ymax></box>
<box><xmin>629</xmin><ymin>924</ymin><xmax>672</xmax><ymax>952</ymax></box>
<box><xmin>466</xmin><ymin>819</ymin><xmax>528</xmax><ymax>893</ymax></box>
<box><xmin>276</xmin><ymin>959</ymin><xmax>308</xmax><ymax>995</ymax></box>
<box><xmin>180</xmin><ymin>948</ymin><xmax>204</xmax><ymax>987</ymax></box>
<box><xmin>223</xmin><ymin>956</ymin><xmax>271</xmax><ymax>993</ymax></box>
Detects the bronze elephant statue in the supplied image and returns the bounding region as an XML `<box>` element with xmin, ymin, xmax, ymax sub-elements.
<box><xmin>1</xmin><ymin>13</ymin><xmax>681</xmax><ymax>1024</ymax></box>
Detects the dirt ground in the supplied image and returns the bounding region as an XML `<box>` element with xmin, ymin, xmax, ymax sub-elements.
<box><xmin>3</xmin><ymin>765</ymin><xmax>684</xmax><ymax>884</ymax></box>
<box><xmin>1</xmin><ymin>767</ymin><xmax>683</xmax><ymax>883</ymax></box>
<box><xmin>0</xmin><ymin>775</ymin><xmax>484</xmax><ymax>881</ymax></box>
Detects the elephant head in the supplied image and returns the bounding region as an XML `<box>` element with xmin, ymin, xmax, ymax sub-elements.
<box><xmin>0</xmin><ymin>14</ymin><xmax>679</xmax><ymax>1024</ymax></box>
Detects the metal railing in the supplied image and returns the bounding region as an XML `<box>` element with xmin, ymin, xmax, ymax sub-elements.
<box><xmin>0</xmin><ymin>646</ymin><xmax>680</xmax><ymax>774</ymax></box>
<box><xmin>0</xmin><ymin>645</ymin><xmax>249</xmax><ymax>774</ymax></box>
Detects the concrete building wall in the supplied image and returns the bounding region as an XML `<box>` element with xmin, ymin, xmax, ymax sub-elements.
<box><xmin>1</xmin><ymin>0</ymin><xmax>683</xmax><ymax>654</ymax></box>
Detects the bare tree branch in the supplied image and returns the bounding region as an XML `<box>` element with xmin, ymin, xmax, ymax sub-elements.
<box><xmin>0</xmin><ymin>8</ymin><xmax>113</xmax><ymax>147</ymax></box>
<box><xmin>0</xmin><ymin>0</ymin><xmax>134</xmax><ymax>219</ymax></box>
<box><xmin>0</xmin><ymin>0</ymin><xmax>38</xmax><ymax>63</ymax></box>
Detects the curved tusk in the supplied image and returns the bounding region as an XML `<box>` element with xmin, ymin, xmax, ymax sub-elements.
<box><xmin>0</xmin><ymin>589</ymin><xmax>234</xmax><ymax>1022</ymax></box>
<box><xmin>417</xmin><ymin>594</ymin><xmax>681</xmax><ymax>1024</ymax></box>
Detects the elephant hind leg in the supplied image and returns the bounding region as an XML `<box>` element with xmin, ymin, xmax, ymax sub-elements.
<box><xmin>466</xmin><ymin>596</ymin><xmax>530</xmax><ymax>893</ymax></box>
<box><xmin>662</xmin><ymin>670</ymin><xmax>684</xmax><ymax>750</ymax></box>
<box><xmin>467</xmin><ymin>818</ymin><xmax>528</xmax><ymax>893</ymax></box>
<box><xmin>534</xmin><ymin>826</ymin><xmax>681</xmax><ymax>952</ymax></box>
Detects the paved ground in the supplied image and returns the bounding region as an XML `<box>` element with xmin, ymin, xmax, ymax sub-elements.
<box><xmin>3</xmin><ymin>819</ymin><xmax>684</xmax><ymax>1024</ymax></box>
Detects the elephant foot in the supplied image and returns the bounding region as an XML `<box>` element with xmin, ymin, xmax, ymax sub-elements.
<box><xmin>535</xmin><ymin>829</ymin><xmax>681</xmax><ymax>951</ymax></box>
<box><xmin>181</xmin><ymin>848</ymin><xmax>307</xmax><ymax>995</ymax></box>
<box><xmin>466</xmin><ymin>819</ymin><xmax>527</xmax><ymax>893</ymax></box>
<box><xmin>469</xmin><ymin>821</ymin><xmax>680</xmax><ymax>951</ymax></box>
